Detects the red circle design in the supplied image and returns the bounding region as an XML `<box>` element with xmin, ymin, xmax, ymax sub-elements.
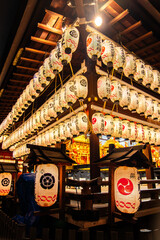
<box><xmin>111</xmin><ymin>85</ymin><xmax>114</xmax><ymax>91</ymax></box>
<box><xmin>117</xmin><ymin>178</ymin><xmax>133</xmax><ymax>195</ymax></box>
<box><xmin>92</xmin><ymin>118</ymin><xmax>97</xmax><ymax>124</ymax></box>
<box><xmin>101</xmin><ymin>46</ymin><xmax>105</xmax><ymax>54</ymax></box>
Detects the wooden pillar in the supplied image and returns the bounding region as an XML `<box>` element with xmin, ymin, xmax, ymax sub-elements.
<box><xmin>59</xmin><ymin>165</ymin><xmax>66</xmax><ymax>219</ymax></box>
<box><xmin>143</xmin><ymin>144</ymin><xmax>155</xmax><ymax>188</ymax></box>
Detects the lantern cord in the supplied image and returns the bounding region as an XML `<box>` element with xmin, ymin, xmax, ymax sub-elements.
<box><xmin>116</xmin><ymin>104</ymin><xmax>118</xmax><ymax>113</ymax></box>
<box><xmin>130</xmin><ymin>78</ymin><xmax>133</xmax><ymax>86</ymax></box>
<box><xmin>55</xmin><ymin>75</ymin><xmax>57</xmax><ymax>93</ymax></box>
<box><xmin>110</xmin><ymin>103</ymin><xmax>115</xmax><ymax>116</ymax></box>
<box><xmin>38</xmin><ymin>75</ymin><xmax>56</xmax><ymax>98</ymax></box>
<box><xmin>81</xmin><ymin>101</ymin><xmax>93</xmax><ymax>133</ymax></box>
<box><xmin>121</xmin><ymin>71</ymin><xmax>123</xmax><ymax>80</ymax></box>
<box><xmin>69</xmin><ymin>62</ymin><xmax>74</xmax><ymax>76</ymax></box>
<box><xmin>111</xmin><ymin>68</ymin><xmax>114</xmax><ymax>80</ymax></box>
<box><xmin>58</xmin><ymin>73</ymin><xmax>63</xmax><ymax>87</ymax></box>
<box><xmin>31</xmin><ymin>101</ymin><xmax>34</xmax><ymax>115</ymax></box>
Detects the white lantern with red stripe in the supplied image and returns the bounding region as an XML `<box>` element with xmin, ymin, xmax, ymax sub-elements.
<box><xmin>101</xmin><ymin>39</ymin><xmax>115</xmax><ymax>67</ymax></box>
<box><xmin>152</xmin><ymin>100</ymin><xmax>159</xmax><ymax>120</ymax></box>
<box><xmin>119</xmin><ymin>85</ymin><xmax>131</xmax><ymax>110</ymax></box>
<box><xmin>136</xmin><ymin>94</ymin><xmax>146</xmax><ymax>116</ymax></box>
<box><xmin>155</xmin><ymin>129</ymin><xmax>160</xmax><ymax>146</ymax></box>
<box><xmin>26</xmin><ymin>85</ymin><xmax>34</xmax><ymax>104</ymax></box>
<box><xmin>28</xmin><ymin>79</ymin><xmax>39</xmax><ymax>99</ymax></box>
<box><xmin>92</xmin><ymin>113</ymin><xmax>104</xmax><ymax>136</ymax></box>
<box><xmin>151</xmin><ymin>70</ymin><xmax>160</xmax><ymax>91</ymax></box>
<box><xmin>71</xmin><ymin>115</ymin><xmax>79</xmax><ymax>137</ymax></box>
<box><xmin>65</xmin><ymin>80</ymin><xmax>77</xmax><ymax>105</ymax></box>
<box><xmin>150</xmin><ymin>128</ymin><xmax>156</xmax><ymax>145</ymax></box>
<box><xmin>75</xmin><ymin>112</ymin><xmax>88</xmax><ymax>134</ymax></box>
<box><xmin>143</xmin><ymin>126</ymin><xmax>150</xmax><ymax>144</ymax></box>
<box><xmin>38</xmin><ymin>66</ymin><xmax>49</xmax><ymax>88</ymax></box>
<box><xmin>40</xmin><ymin>108</ymin><xmax>48</xmax><ymax>126</ymax></box>
<box><xmin>74</xmin><ymin>75</ymin><xmax>88</xmax><ymax>101</ymax></box>
<box><xmin>57</xmin><ymin>39</ymin><xmax>72</xmax><ymax>65</ymax></box>
<box><xmin>114</xmin><ymin>166</ymin><xmax>140</xmax><ymax>214</ymax></box>
<box><xmin>62</xmin><ymin>26</ymin><xmax>79</xmax><ymax>54</ymax></box>
<box><xmin>33</xmin><ymin>72</ymin><xmax>44</xmax><ymax>93</ymax></box>
<box><xmin>43</xmin><ymin>57</ymin><xmax>55</xmax><ymax>81</ymax></box>
<box><xmin>136</xmin><ymin>124</ymin><xmax>144</xmax><ymax>143</ymax></box>
<box><xmin>113</xmin><ymin>47</ymin><xmax>126</xmax><ymax>73</ymax></box>
<box><xmin>104</xmin><ymin>114</ymin><xmax>114</xmax><ymax>137</ymax></box>
<box><xmin>47</xmin><ymin>97</ymin><xmax>57</xmax><ymax>119</ymax></box>
<box><xmin>97</xmin><ymin>76</ymin><xmax>111</xmax><ymax>101</ymax></box>
<box><xmin>122</xmin><ymin>120</ymin><xmax>131</xmax><ymax>140</ymax></box>
<box><xmin>86</xmin><ymin>33</ymin><xmax>102</xmax><ymax>61</ymax></box>
<box><xmin>53</xmin><ymin>93</ymin><xmax>63</xmax><ymax>115</ymax></box>
<box><xmin>35</xmin><ymin>164</ymin><xmax>58</xmax><ymax>207</ymax></box>
<box><xmin>110</xmin><ymin>80</ymin><xmax>122</xmax><ymax>104</ymax></box>
<box><xmin>128</xmin><ymin>90</ymin><xmax>139</xmax><ymax>113</ymax></box>
<box><xmin>129</xmin><ymin>122</ymin><xmax>137</xmax><ymax>141</ymax></box>
<box><xmin>113</xmin><ymin>117</ymin><xmax>122</xmax><ymax>139</ymax></box>
<box><xmin>49</xmin><ymin>49</ymin><xmax>63</xmax><ymax>74</ymax></box>
<box><xmin>144</xmin><ymin>97</ymin><xmax>153</xmax><ymax>118</ymax></box>
<box><xmin>54</xmin><ymin>126</ymin><xmax>61</xmax><ymax>143</ymax></box>
<box><xmin>58</xmin><ymin>123</ymin><xmax>66</xmax><ymax>141</ymax></box>
<box><xmin>36</xmin><ymin>110</ymin><xmax>43</xmax><ymax>129</ymax></box>
<box><xmin>59</xmin><ymin>87</ymin><xmax>69</xmax><ymax>110</ymax></box>
<box><xmin>134</xmin><ymin>59</ymin><xmax>145</xmax><ymax>83</ymax></box>
<box><xmin>0</xmin><ymin>173</ymin><xmax>12</xmax><ymax>196</ymax></box>
<box><xmin>49</xmin><ymin>128</ymin><xmax>56</xmax><ymax>145</ymax></box>
<box><xmin>123</xmin><ymin>54</ymin><xmax>136</xmax><ymax>78</ymax></box>
<box><xmin>143</xmin><ymin>65</ymin><xmax>153</xmax><ymax>87</ymax></box>
<box><xmin>64</xmin><ymin>120</ymin><xmax>73</xmax><ymax>139</ymax></box>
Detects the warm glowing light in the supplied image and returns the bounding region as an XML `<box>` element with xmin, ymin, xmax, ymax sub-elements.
<box><xmin>95</xmin><ymin>16</ymin><xmax>102</xmax><ymax>27</ymax></box>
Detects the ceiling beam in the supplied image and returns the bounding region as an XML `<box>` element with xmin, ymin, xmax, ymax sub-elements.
<box><xmin>31</xmin><ymin>36</ymin><xmax>57</xmax><ymax>46</ymax></box>
<box><xmin>25</xmin><ymin>47</ymin><xmax>50</xmax><ymax>55</ymax></box>
<box><xmin>45</xmin><ymin>9</ymin><xmax>63</xmax><ymax>18</ymax></box>
<box><xmin>126</xmin><ymin>31</ymin><xmax>152</xmax><ymax>47</ymax></box>
<box><xmin>99</xmin><ymin>0</ymin><xmax>114</xmax><ymax>11</ymax></box>
<box><xmin>5</xmin><ymin>90</ymin><xmax>22</xmax><ymax>94</ymax></box>
<box><xmin>7</xmin><ymin>85</ymin><xmax>25</xmax><ymax>89</ymax></box>
<box><xmin>144</xmin><ymin>51</ymin><xmax>160</xmax><ymax>61</ymax></box>
<box><xmin>9</xmin><ymin>79</ymin><xmax>29</xmax><ymax>84</ymax></box>
<box><xmin>152</xmin><ymin>62</ymin><xmax>160</xmax><ymax>67</ymax></box>
<box><xmin>118</xmin><ymin>21</ymin><xmax>142</xmax><ymax>36</ymax></box>
<box><xmin>20</xmin><ymin>57</ymin><xmax>43</xmax><ymax>64</ymax></box>
<box><xmin>38</xmin><ymin>23</ymin><xmax>62</xmax><ymax>35</ymax></box>
<box><xmin>13</xmin><ymin>73</ymin><xmax>33</xmax><ymax>78</ymax></box>
<box><xmin>135</xmin><ymin>41</ymin><xmax>160</xmax><ymax>55</ymax></box>
<box><xmin>109</xmin><ymin>9</ymin><xmax>129</xmax><ymax>25</ymax></box>
<box><xmin>16</xmin><ymin>66</ymin><xmax>38</xmax><ymax>72</ymax></box>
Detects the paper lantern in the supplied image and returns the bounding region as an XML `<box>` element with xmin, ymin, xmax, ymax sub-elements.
<box><xmin>152</xmin><ymin>101</ymin><xmax>159</xmax><ymax>120</ymax></box>
<box><xmin>136</xmin><ymin>94</ymin><xmax>146</xmax><ymax>116</ymax></box>
<box><xmin>86</xmin><ymin>33</ymin><xmax>102</xmax><ymax>61</ymax></box>
<box><xmin>64</xmin><ymin>120</ymin><xmax>73</xmax><ymax>139</ymax></box>
<box><xmin>49</xmin><ymin>49</ymin><xmax>63</xmax><ymax>74</ymax></box>
<box><xmin>76</xmin><ymin>112</ymin><xmax>88</xmax><ymax>134</ymax></box>
<box><xmin>143</xmin><ymin>126</ymin><xmax>150</xmax><ymax>144</ymax></box>
<box><xmin>92</xmin><ymin>113</ymin><xmax>104</xmax><ymax>136</ymax></box>
<box><xmin>59</xmin><ymin>87</ymin><xmax>69</xmax><ymax>110</ymax></box>
<box><xmin>104</xmin><ymin>114</ymin><xmax>114</xmax><ymax>137</ymax></box>
<box><xmin>110</xmin><ymin>80</ymin><xmax>122</xmax><ymax>104</ymax></box>
<box><xmin>43</xmin><ymin>104</ymin><xmax>51</xmax><ymax>122</ymax></box>
<box><xmin>33</xmin><ymin>72</ymin><xmax>44</xmax><ymax>93</ymax></box>
<box><xmin>143</xmin><ymin>65</ymin><xmax>153</xmax><ymax>87</ymax></box>
<box><xmin>26</xmin><ymin>120</ymin><xmax>32</xmax><ymax>136</ymax></box>
<box><xmin>136</xmin><ymin>124</ymin><xmax>144</xmax><ymax>143</ymax></box>
<box><xmin>32</xmin><ymin>113</ymin><xmax>39</xmax><ymax>131</ymax></box>
<box><xmin>114</xmin><ymin>166</ymin><xmax>140</xmax><ymax>214</ymax></box>
<box><xmin>97</xmin><ymin>76</ymin><xmax>111</xmax><ymax>101</ymax></box>
<box><xmin>47</xmin><ymin>97</ymin><xmax>57</xmax><ymax>119</ymax></box>
<box><xmin>123</xmin><ymin>54</ymin><xmax>136</xmax><ymax>78</ymax></box>
<box><xmin>129</xmin><ymin>122</ymin><xmax>137</xmax><ymax>141</ymax></box>
<box><xmin>134</xmin><ymin>59</ymin><xmax>145</xmax><ymax>83</ymax></box>
<box><xmin>155</xmin><ymin>129</ymin><xmax>160</xmax><ymax>146</ymax></box>
<box><xmin>113</xmin><ymin>117</ymin><xmax>122</xmax><ymax>139</ymax></box>
<box><xmin>74</xmin><ymin>75</ymin><xmax>88</xmax><ymax>101</ymax></box>
<box><xmin>151</xmin><ymin>70</ymin><xmax>160</xmax><ymax>91</ymax></box>
<box><xmin>113</xmin><ymin>47</ymin><xmax>126</xmax><ymax>73</ymax></box>
<box><xmin>45</xmin><ymin>130</ymin><xmax>51</xmax><ymax>146</ymax></box>
<box><xmin>16</xmin><ymin>99</ymin><xmax>23</xmax><ymax>116</ymax></box>
<box><xmin>122</xmin><ymin>120</ymin><xmax>131</xmax><ymax>140</ymax></box>
<box><xmin>35</xmin><ymin>134</ymin><xmax>42</xmax><ymax>146</ymax></box>
<box><xmin>61</xmin><ymin>26</ymin><xmax>79</xmax><ymax>54</ymax></box>
<box><xmin>40</xmin><ymin>108</ymin><xmax>48</xmax><ymax>126</ymax></box>
<box><xmin>101</xmin><ymin>39</ymin><xmax>115</xmax><ymax>67</ymax></box>
<box><xmin>57</xmin><ymin>39</ymin><xmax>72</xmax><ymax>65</ymax></box>
<box><xmin>29</xmin><ymin>116</ymin><xmax>35</xmax><ymax>134</ymax></box>
<box><xmin>28</xmin><ymin>79</ymin><xmax>39</xmax><ymax>99</ymax></box>
<box><xmin>70</xmin><ymin>115</ymin><xmax>79</xmax><ymax>137</ymax></box>
<box><xmin>65</xmin><ymin>80</ymin><xmax>77</xmax><ymax>105</ymax></box>
<box><xmin>48</xmin><ymin>129</ymin><xmax>56</xmax><ymax>146</ymax></box>
<box><xmin>119</xmin><ymin>85</ymin><xmax>131</xmax><ymax>110</ymax></box>
<box><xmin>128</xmin><ymin>90</ymin><xmax>139</xmax><ymax>113</ymax></box>
<box><xmin>54</xmin><ymin>126</ymin><xmax>61</xmax><ymax>143</ymax></box>
<box><xmin>35</xmin><ymin>111</ymin><xmax>43</xmax><ymax>129</ymax></box>
<box><xmin>43</xmin><ymin>57</ymin><xmax>55</xmax><ymax>81</ymax></box>
<box><xmin>38</xmin><ymin>66</ymin><xmax>49</xmax><ymax>88</ymax></box>
<box><xmin>0</xmin><ymin>173</ymin><xmax>12</xmax><ymax>196</ymax></box>
<box><xmin>41</xmin><ymin>133</ymin><xmax>47</xmax><ymax>146</ymax></box>
<box><xmin>35</xmin><ymin>164</ymin><xmax>58</xmax><ymax>207</ymax></box>
<box><xmin>150</xmin><ymin>128</ymin><xmax>156</xmax><ymax>145</ymax></box>
<box><xmin>58</xmin><ymin>123</ymin><xmax>66</xmax><ymax>141</ymax></box>
<box><xmin>26</xmin><ymin>85</ymin><xmax>34</xmax><ymax>104</ymax></box>
<box><xmin>53</xmin><ymin>93</ymin><xmax>63</xmax><ymax>115</ymax></box>
<box><xmin>145</xmin><ymin>97</ymin><xmax>154</xmax><ymax>118</ymax></box>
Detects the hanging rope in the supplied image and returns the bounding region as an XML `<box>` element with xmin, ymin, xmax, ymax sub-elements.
<box><xmin>116</xmin><ymin>103</ymin><xmax>118</xmax><ymax>113</ymax></box>
<box><xmin>111</xmin><ymin>68</ymin><xmax>114</xmax><ymax>80</ymax></box>
<box><xmin>110</xmin><ymin>103</ymin><xmax>115</xmax><ymax>116</ymax></box>
<box><xmin>58</xmin><ymin>73</ymin><xmax>63</xmax><ymax>87</ymax></box>
<box><xmin>69</xmin><ymin>62</ymin><xmax>74</xmax><ymax>76</ymax></box>
<box><xmin>120</xmin><ymin>71</ymin><xmax>123</xmax><ymax>80</ymax></box>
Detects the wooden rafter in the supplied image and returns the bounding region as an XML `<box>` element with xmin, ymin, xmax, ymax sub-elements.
<box><xmin>20</xmin><ymin>57</ymin><xmax>43</xmax><ymax>64</ymax></box>
<box><xmin>38</xmin><ymin>23</ymin><xmax>62</xmax><ymax>35</ymax></box>
<box><xmin>5</xmin><ymin>90</ymin><xmax>22</xmax><ymax>94</ymax></box>
<box><xmin>135</xmin><ymin>41</ymin><xmax>160</xmax><ymax>55</ymax></box>
<box><xmin>13</xmin><ymin>73</ymin><xmax>33</xmax><ymax>78</ymax></box>
<box><xmin>16</xmin><ymin>66</ymin><xmax>38</xmax><ymax>72</ymax></box>
<box><xmin>152</xmin><ymin>62</ymin><xmax>160</xmax><ymax>67</ymax></box>
<box><xmin>9</xmin><ymin>79</ymin><xmax>29</xmax><ymax>84</ymax></box>
<box><xmin>7</xmin><ymin>85</ymin><xmax>25</xmax><ymax>89</ymax></box>
<box><xmin>45</xmin><ymin>9</ymin><xmax>63</xmax><ymax>19</ymax></box>
<box><xmin>25</xmin><ymin>47</ymin><xmax>50</xmax><ymax>55</ymax></box>
<box><xmin>126</xmin><ymin>31</ymin><xmax>152</xmax><ymax>47</ymax></box>
<box><xmin>31</xmin><ymin>36</ymin><xmax>57</xmax><ymax>46</ymax></box>
<box><xmin>144</xmin><ymin>51</ymin><xmax>160</xmax><ymax>61</ymax></box>
<box><xmin>99</xmin><ymin>0</ymin><xmax>114</xmax><ymax>12</ymax></box>
<box><xmin>109</xmin><ymin>9</ymin><xmax>129</xmax><ymax>25</ymax></box>
<box><xmin>118</xmin><ymin>21</ymin><xmax>142</xmax><ymax>36</ymax></box>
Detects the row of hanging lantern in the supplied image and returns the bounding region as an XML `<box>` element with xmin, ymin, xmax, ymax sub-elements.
<box><xmin>86</xmin><ymin>33</ymin><xmax>160</xmax><ymax>91</ymax></box>
<box><xmin>12</xmin><ymin>111</ymin><xmax>88</xmax><ymax>158</ymax></box>
<box><xmin>97</xmin><ymin>75</ymin><xmax>160</xmax><ymax>120</ymax></box>
<box><xmin>92</xmin><ymin>112</ymin><xmax>160</xmax><ymax>145</ymax></box>
<box><xmin>0</xmin><ymin>26</ymin><xmax>80</xmax><ymax>136</ymax></box>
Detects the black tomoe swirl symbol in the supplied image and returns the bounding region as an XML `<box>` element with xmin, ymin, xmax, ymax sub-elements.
<box><xmin>69</xmin><ymin>30</ymin><xmax>78</xmax><ymax>38</ymax></box>
<box><xmin>1</xmin><ymin>178</ymin><xmax>10</xmax><ymax>187</ymax></box>
<box><xmin>40</xmin><ymin>173</ymin><xmax>55</xmax><ymax>189</ymax></box>
<box><xmin>80</xmin><ymin>79</ymin><xmax>87</xmax><ymax>87</ymax></box>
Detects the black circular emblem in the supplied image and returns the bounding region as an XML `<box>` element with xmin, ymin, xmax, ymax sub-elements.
<box><xmin>1</xmin><ymin>178</ymin><xmax>10</xmax><ymax>187</ymax></box>
<box><xmin>82</xmin><ymin>116</ymin><xmax>87</xmax><ymax>122</ymax></box>
<box><xmin>69</xmin><ymin>30</ymin><xmax>78</xmax><ymax>38</ymax></box>
<box><xmin>80</xmin><ymin>79</ymin><xmax>87</xmax><ymax>87</ymax></box>
<box><xmin>40</xmin><ymin>173</ymin><xmax>55</xmax><ymax>189</ymax></box>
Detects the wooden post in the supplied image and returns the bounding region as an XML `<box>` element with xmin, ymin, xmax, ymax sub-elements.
<box><xmin>59</xmin><ymin>165</ymin><xmax>66</xmax><ymax>219</ymax></box>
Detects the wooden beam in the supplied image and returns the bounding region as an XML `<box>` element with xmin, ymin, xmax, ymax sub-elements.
<box><xmin>118</xmin><ymin>21</ymin><xmax>142</xmax><ymax>36</ymax></box>
<box><xmin>126</xmin><ymin>31</ymin><xmax>152</xmax><ymax>47</ymax></box>
<box><xmin>10</xmin><ymin>79</ymin><xmax>29</xmax><ymax>84</ymax></box>
<box><xmin>38</xmin><ymin>23</ymin><xmax>62</xmax><ymax>35</ymax></box>
<box><xmin>152</xmin><ymin>62</ymin><xmax>160</xmax><ymax>67</ymax></box>
<box><xmin>45</xmin><ymin>9</ymin><xmax>63</xmax><ymax>18</ymax></box>
<box><xmin>5</xmin><ymin>90</ymin><xmax>22</xmax><ymax>94</ymax></box>
<box><xmin>25</xmin><ymin>47</ymin><xmax>50</xmax><ymax>55</ymax></box>
<box><xmin>99</xmin><ymin>0</ymin><xmax>114</xmax><ymax>11</ymax></box>
<box><xmin>20</xmin><ymin>57</ymin><xmax>43</xmax><ymax>64</ymax></box>
<box><xmin>16</xmin><ymin>66</ymin><xmax>38</xmax><ymax>72</ymax></box>
<box><xmin>7</xmin><ymin>85</ymin><xmax>25</xmax><ymax>89</ymax></box>
<box><xmin>144</xmin><ymin>51</ymin><xmax>160</xmax><ymax>61</ymax></box>
<box><xmin>13</xmin><ymin>73</ymin><xmax>33</xmax><ymax>78</ymax></box>
<box><xmin>31</xmin><ymin>36</ymin><xmax>57</xmax><ymax>46</ymax></box>
<box><xmin>135</xmin><ymin>41</ymin><xmax>160</xmax><ymax>55</ymax></box>
<box><xmin>109</xmin><ymin>9</ymin><xmax>129</xmax><ymax>25</ymax></box>
<box><xmin>0</xmin><ymin>98</ymin><xmax>16</xmax><ymax>102</ymax></box>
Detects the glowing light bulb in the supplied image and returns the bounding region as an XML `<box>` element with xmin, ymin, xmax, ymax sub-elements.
<box><xmin>95</xmin><ymin>16</ymin><xmax>102</xmax><ymax>27</ymax></box>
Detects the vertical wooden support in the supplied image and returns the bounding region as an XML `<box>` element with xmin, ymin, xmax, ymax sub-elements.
<box><xmin>143</xmin><ymin>144</ymin><xmax>155</xmax><ymax>188</ymax></box>
<box><xmin>59</xmin><ymin>165</ymin><xmax>66</xmax><ymax>219</ymax></box>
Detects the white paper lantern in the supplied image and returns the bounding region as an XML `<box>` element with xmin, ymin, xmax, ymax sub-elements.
<box><xmin>57</xmin><ymin>40</ymin><xmax>72</xmax><ymax>65</ymax></box>
<box><xmin>65</xmin><ymin>80</ymin><xmax>77</xmax><ymax>105</ymax></box>
<box><xmin>53</xmin><ymin>93</ymin><xmax>63</xmax><ymax>114</ymax></box>
<box><xmin>35</xmin><ymin>134</ymin><xmax>42</xmax><ymax>146</ymax></box>
<box><xmin>114</xmin><ymin>166</ymin><xmax>140</xmax><ymax>214</ymax></box>
<box><xmin>49</xmin><ymin>128</ymin><xmax>56</xmax><ymax>145</ymax></box>
<box><xmin>145</xmin><ymin>97</ymin><xmax>154</xmax><ymax>118</ymax></box>
<box><xmin>143</xmin><ymin>65</ymin><xmax>153</xmax><ymax>87</ymax></box>
<box><xmin>54</xmin><ymin>126</ymin><xmax>61</xmax><ymax>143</ymax></box>
<box><xmin>0</xmin><ymin>173</ymin><xmax>12</xmax><ymax>196</ymax></box>
<box><xmin>74</xmin><ymin>75</ymin><xmax>88</xmax><ymax>101</ymax></box>
<box><xmin>86</xmin><ymin>33</ymin><xmax>102</xmax><ymax>61</ymax></box>
<box><xmin>40</xmin><ymin>108</ymin><xmax>48</xmax><ymax>126</ymax></box>
<box><xmin>104</xmin><ymin>114</ymin><xmax>114</xmax><ymax>137</ymax></box>
<box><xmin>36</xmin><ymin>111</ymin><xmax>43</xmax><ymax>129</ymax></box>
<box><xmin>122</xmin><ymin>120</ymin><xmax>131</xmax><ymax>140</ymax></box>
<box><xmin>110</xmin><ymin>80</ymin><xmax>122</xmax><ymax>104</ymax></box>
<box><xmin>38</xmin><ymin>66</ymin><xmax>49</xmax><ymax>88</ymax></box>
<box><xmin>49</xmin><ymin>49</ymin><xmax>63</xmax><ymax>74</ymax></box>
<box><xmin>123</xmin><ymin>54</ymin><xmax>136</xmax><ymax>78</ymax></box>
<box><xmin>119</xmin><ymin>85</ymin><xmax>131</xmax><ymax>110</ymax></box>
<box><xmin>129</xmin><ymin>122</ymin><xmax>137</xmax><ymax>142</ymax></box>
<box><xmin>41</xmin><ymin>133</ymin><xmax>46</xmax><ymax>146</ymax></box>
<box><xmin>59</xmin><ymin>87</ymin><xmax>69</xmax><ymax>110</ymax></box>
<box><xmin>64</xmin><ymin>120</ymin><xmax>73</xmax><ymax>139</ymax></box>
<box><xmin>92</xmin><ymin>113</ymin><xmax>104</xmax><ymax>136</ymax></box>
<box><xmin>143</xmin><ymin>126</ymin><xmax>150</xmax><ymax>144</ymax></box>
<box><xmin>151</xmin><ymin>70</ymin><xmax>160</xmax><ymax>91</ymax></box>
<box><xmin>32</xmin><ymin>113</ymin><xmax>39</xmax><ymax>131</ymax></box>
<box><xmin>101</xmin><ymin>39</ymin><xmax>115</xmax><ymax>67</ymax></box>
<box><xmin>16</xmin><ymin>99</ymin><xmax>23</xmax><ymax>116</ymax></box>
<box><xmin>70</xmin><ymin>115</ymin><xmax>79</xmax><ymax>137</ymax></box>
<box><xmin>35</xmin><ymin>164</ymin><xmax>58</xmax><ymax>207</ymax></box>
<box><xmin>75</xmin><ymin>112</ymin><xmax>88</xmax><ymax>134</ymax></box>
<box><xmin>113</xmin><ymin>47</ymin><xmax>126</xmax><ymax>73</ymax></box>
<box><xmin>62</xmin><ymin>26</ymin><xmax>79</xmax><ymax>54</ymax></box>
<box><xmin>58</xmin><ymin>123</ymin><xmax>66</xmax><ymax>141</ymax></box>
<box><xmin>134</xmin><ymin>59</ymin><xmax>145</xmax><ymax>83</ymax></box>
<box><xmin>97</xmin><ymin>76</ymin><xmax>111</xmax><ymax>101</ymax></box>
<box><xmin>128</xmin><ymin>90</ymin><xmax>139</xmax><ymax>113</ymax></box>
<box><xmin>29</xmin><ymin>116</ymin><xmax>35</xmax><ymax>134</ymax></box>
<box><xmin>152</xmin><ymin>100</ymin><xmax>159</xmax><ymax>120</ymax></box>
<box><xmin>29</xmin><ymin>79</ymin><xmax>39</xmax><ymax>99</ymax></box>
<box><xmin>155</xmin><ymin>129</ymin><xmax>160</xmax><ymax>146</ymax></box>
<box><xmin>43</xmin><ymin>57</ymin><xmax>55</xmax><ymax>81</ymax></box>
<box><xmin>26</xmin><ymin>85</ymin><xmax>34</xmax><ymax>104</ymax></box>
<box><xmin>136</xmin><ymin>94</ymin><xmax>146</xmax><ymax>116</ymax></box>
<box><xmin>136</xmin><ymin>124</ymin><xmax>144</xmax><ymax>143</ymax></box>
<box><xmin>47</xmin><ymin>97</ymin><xmax>57</xmax><ymax>119</ymax></box>
<box><xmin>33</xmin><ymin>72</ymin><xmax>44</xmax><ymax>93</ymax></box>
<box><xmin>45</xmin><ymin>130</ymin><xmax>51</xmax><ymax>146</ymax></box>
<box><xmin>150</xmin><ymin>128</ymin><xmax>156</xmax><ymax>145</ymax></box>
<box><xmin>113</xmin><ymin>117</ymin><xmax>122</xmax><ymax>139</ymax></box>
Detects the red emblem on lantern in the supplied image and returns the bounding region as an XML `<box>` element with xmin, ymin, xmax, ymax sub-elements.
<box><xmin>92</xmin><ymin>118</ymin><xmax>97</xmax><ymax>124</ymax></box>
<box><xmin>101</xmin><ymin>46</ymin><xmax>105</xmax><ymax>54</ymax></box>
<box><xmin>87</xmin><ymin>38</ymin><xmax>92</xmax><ymax>47</ymax></box>
<box><xmin>111</xmin><ymin>85</ymin><xmax>114</xmax><ymax>91</ymax></box>
<box><xmin>117</xmin><ymin>178</ymin><xmax>133</xmax><ymax>195</ymax></box>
